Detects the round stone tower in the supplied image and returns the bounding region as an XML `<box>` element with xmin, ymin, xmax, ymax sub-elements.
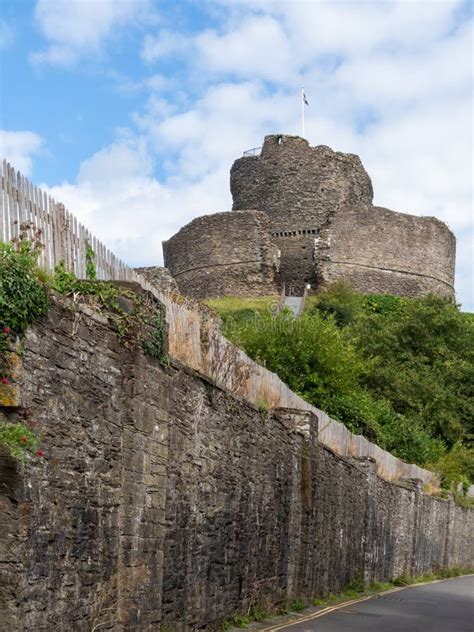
<box><xmin>230</xmin><ymin>134</ymin><xmax>374</xmax><ymax>292</ymax></box>
<box><xmin>162</xmin><ymin>210</ymin><xmax>279</xmax><ymax>298</ymax></box>
<box><xmin>162</xmin><ymin>134</ymin><xmax>455</xmax><ymax>300</ymax></box>
<box><xmin>230</xmin><ymin>134</ymin><xmax>455</xmax><ymax>299</ymax></box>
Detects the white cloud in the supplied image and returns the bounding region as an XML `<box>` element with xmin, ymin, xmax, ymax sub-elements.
<box><xmin>0</xmin><ymin>18</ymin><xmax>14</xmax><ymax>50</ymax></box>
<box><xmin>230</xmin><ymin>0</ymin><xmax>463</xmax><ymax>58</ymax></box>
<box><xmin>195</xmin><ymin>16</ymin><xmax>295</xmax><ymax>83</ymax></box>
<box><xmin>0</xmin><ymin>130</ymin><xmax>44</xmax><ymax>176</ymax></box>
<box><xmin>31</xmin><ymin>0</ymin><xmax>152</xmax><ymax>65</ymax></box>
<box><xmin>141</xmin><ymin>31</ymin><xmax>190</xmax><ymax>63</ymax></box>
<box><xmin>41</xmin><ymin>137</ymin><xmax>231</xmax><ymax>266</ymax></box>
<box><xmin>109</xmin><ymin>71</ymin><xmax>173</xmax><ymax>96</ymax></box>
<box><xmin>25</xmin><ymin>0</ymin><xmax>473</xmax><ymax>308</ymax></box>
<box><xmin>331</xmin><ymin>21</ymin><xmax>472</xmax><ymax>109</ymax></box>
<box><xmin>359</xmin><ymin>97</ymin><xmax>472</xmax><ymax>229</ymax></box>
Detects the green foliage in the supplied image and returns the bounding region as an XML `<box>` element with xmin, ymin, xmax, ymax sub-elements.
<box><xmin>219</xmin><ymin>568</ymin><xmax>473</xmax><ymax>629</ymax></box>
<box><xmin>377</xmin><ymin>413</ymin><xmax>445</xmax><ymax>465</ymax></box>
<box><xmin>426</xmin><ymin>444</ymin><xmax>474</xmax><ymax>492</ymax></box>
<box><xmin>346</xmin><ymin>576</ymin><xmax>365</xmax><ymax>593</ymax></box>
<box><xmin>289</xmin><ymin>598</ymin><xmax>305</xmax><ymax>612</ymax></box>
<box><xmin>224</xmin><ymin>309</ymin><xmax>390</xmax><ymax>441</ymax></box>
<box><xmin>85</xmin><ymin>242</ymin><xmax>97</xmax><ymax>281</ymax></box>
<box><xmin>141</xmin><ymin>312</ymin><xmax>168</xmax><ymax>364</ymax></box>
<box><xmin>392</xmin><ymin>574</ymin><xmax>413</xmax><ymax>586</ymax></box>
<box><xmin>352</xmin><ymin>294</ymin><xmax>474</xmax><ymax>450</ymax></box>
<box><xmin>248</xmin><ymin>605</ymin><xmax>269</xmax><ymax>621</ymax></box>
<box><xmin>225</xmin><ymin>310</ymin><xmax>362</xmax><ymax>407</ymax></box>
<box><xmin>362</xmin><ymin>293</ymin><xmax>406</xmax><ymax>315</ymax></box>
<box><xmin>205</xmin><ymin>295</ymin><xmax>277</xmax><ymax>317</ymax></box>
<box><xmin>51</xmin><ymin>260</ymin><xmax>78</xmax><ymax>293</ymax></box>
<box><xmin>309</xmin><ymin>281</ymin><xmax>364</xmax><ymax>327</ymax></box>
<box><xmin>311</xmin><ymin>568</ymin><xmax>473</xmax><ymax>609</ymax></box>
<box><xmin>52</xmin><ymin>262</ymin><xmax>122</xmax><ymax>311</ymax></box>
<box><xmin>230</xmin><ymin>613</ymin><xmax>251</xmax><ymax>628</ymax></box>
<box><xmin>0</xmin><ymin>239</ymin><xmax>50</xmax><ymax>335</ymax></box>
<box><xmin>52</xmin><ymin>262</ymin><xmax>168</xmax><ymax>363</ymax></box>
<box><xmin>0</xmin><ymin>230</ymin><xmax>49</xmax><ymax>461</ymax></box>
<box><xmin>52</xmin><ymin>263</ymin><xmax>137</xmax><ymax>337</ymax></box>
<box><xmin>0</xmin><ymin>421</ymin><xmax>39</xmax><ymax>461</ymax></box>
<box><xmin>217</xmin><ymin>286</ymin><xmax>473</xmax><ymax>482</ymax></box>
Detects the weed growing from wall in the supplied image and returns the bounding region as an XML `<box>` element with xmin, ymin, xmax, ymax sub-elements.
<box><xmin>141</xmin><ymin>311</ymin><xmax>168</xmax><ymax>365</ymax></box>
<box><xmin>0</xmin><ymin>227</ymin><xmax>50</xmax><ymax>335</ymax></box>
<box><xmin>51</xmin><ymin>261</ymin><xmax>169</xmax><ymax>363</ymax></box>
<box><xmin>0</xmin><ymin>420</ymin><xmax>39</xmax><ymax>461</ymax></box>
<box><xmin>85</xmin><ymin>241</ymin><xmax>97</xmax><ymax>281</ymax></box>
<box><xmin>52</xmin><ymin>262</ymin><xmax>142</xmax><ymax>341</ymax></box>
<box><xmin>0</xmin><ymin>225</ymin><xmax>49</xmax><ymax>461</ymax></box>
<box><xmin>219</xmin><ymin>567</ymin><xmax>474</xmax><ymax>630</ymax></box>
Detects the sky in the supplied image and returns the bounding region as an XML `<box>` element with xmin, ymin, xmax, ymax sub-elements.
<box><xmin>0</xmin><ymin>0</ymin><xmax>472</xmax><ymax>309</ymax></box>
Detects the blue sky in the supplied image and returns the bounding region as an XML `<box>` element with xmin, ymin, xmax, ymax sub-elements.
<box><xmin>0</xmin><ymin>0</ymin><xmax>472</xmax><ymax>309</ymax></box>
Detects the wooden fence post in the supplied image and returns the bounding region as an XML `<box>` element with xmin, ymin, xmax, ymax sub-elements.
<box><xmin>54</xmin><ymin>202</ymin><xmax>67</xmax><ymax>266</ymax></box>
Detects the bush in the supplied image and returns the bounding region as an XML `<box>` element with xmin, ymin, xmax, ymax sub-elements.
<box><xmin>224</xmin><ymin>309</ymin><xmax>387</xmax><ymax>439</ymax></box>
<box><xmin>309</xmin><ymin>281</ymin><xmax>363</xmax><ymax>327</ymax></box>
<box><xmin>218</xmin><ymin>287</ymin><xmax>473</xmax><ymax>481</ymax></box>
<box><xmin>426</xmin><ymin>444</ymin><xmax>474</xmax><ymax>491</ymax></box>
<box><xmin>225</xmin><ymin>309</ymin><xmax>361</xmax><ymax>405</ymax></box>
<box><xmin>351</xmin><ymin>294</ymin><xmax>474</xmax><ymax>449</ymax></box>
<box><xmin>0</xmin><ymin>240</ymin><xmax>50</xmax><ymax>334</ymax></box>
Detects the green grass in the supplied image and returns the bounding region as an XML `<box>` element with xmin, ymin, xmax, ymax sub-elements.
<box><xmin>203</xmin><ymin>294</ymin><xmax>320</xmax><ymax>318</ymax></box>
<box><xmin>289</xmin><ymin>598</ymin><xmax>305</xmax><ymax>612</ymax></box>
<box><xmin>311</xmin><ymin>567</ymin><xmax>474</xmax><ymax>609</ymax></box>
<box><xmin>219</xmin><ymin>568</ymin><xmax>474</xmax><ymax>630</ymax></box>
<box><xmin>204</xmin><ymin>295</ymin><xmax>279</xmax><ymax>317</ymax></box>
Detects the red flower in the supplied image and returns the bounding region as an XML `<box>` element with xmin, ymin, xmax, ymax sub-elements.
<box><xmin>35</xmin><ymin>450</ymin><xmax>45</xmax><ymax>458</ymax></box>
<box><xmin>20</xmin><ymin>436</ymin><xmax>28</xmax><ymax>443</ymax></box>
<box><xmin>2</xmin><ymin>326</ymin><xmax>11</xmax><ymax>334</ymax></box>
<box><xmin>0</xmin><ymin>377</ymin><xmax>10</xmax><ymax>385</ymax></box>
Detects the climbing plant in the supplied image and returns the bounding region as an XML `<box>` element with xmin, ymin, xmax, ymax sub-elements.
<box><xmin>0</xmin><ymin>225</ymin><xmax>49</xmax><ymax>461</ymax></box>
<box><xmin>0</xmin><ymin>226</ymin><xmax>50</xmax><ymax>335</ymax></box>
<box><xmin>141</xmin><ymin>311</ymin><xmax>168</xmax><ymax>364</ymax></box>
<box><xmin>85</xmin><ymin>241</ymin><xmax>97</xmax><ymax>281</ymax></box>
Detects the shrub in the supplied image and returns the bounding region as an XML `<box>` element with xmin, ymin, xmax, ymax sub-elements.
<box><xmin>309</xmin><ymin>281</ymin><xmax>363</xmax><ymax>327</ymax></box>
<box><xmin>218</xmin><ymin>289</ymin><xmax>473</xmax><ymax>481</ymax></box>
<box><xmin>224</xmin><ymin>309</ymin><xmax>388</xmax><ymax>439</ymax></box>
<box><xmin>351</xmin><ymin>294</ymin><xmax>474</xmax><ymax>450</ymax></box>
<box><xmin>0</xmin><ymin>239</ymin><xmax>50</xmax><ymax>334</ymax></box>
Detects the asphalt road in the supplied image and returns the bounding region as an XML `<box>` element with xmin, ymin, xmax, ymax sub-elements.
<box><xmin>273</xmin><ymin>576</ymin><xmax>474</xmax><ymax>632</ymax></box>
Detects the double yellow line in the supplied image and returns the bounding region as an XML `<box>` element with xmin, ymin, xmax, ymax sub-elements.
<box><xmin>258</xmin><ymin>593</ymin><xmax>378</xmax><ymax>632</ymax></box>
<box><xmin>257</xmin><ymin>577</ymin><xmax>474</xmax><ymax>632</ymax></box>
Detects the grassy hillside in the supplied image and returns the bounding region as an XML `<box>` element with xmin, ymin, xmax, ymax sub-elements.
<box><xmin>205</xmin><ymin>285</ymin><xmax>474</xmax><ymax>491</ymax></box>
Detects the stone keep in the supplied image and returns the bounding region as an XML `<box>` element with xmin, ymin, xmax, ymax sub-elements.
<box><xmin>164</xmin><ymin>135</ymin><xmax>456</xmax><ymax>298</ymax></box>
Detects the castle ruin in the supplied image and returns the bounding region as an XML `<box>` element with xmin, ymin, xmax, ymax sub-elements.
<box><xmin>163</xmin><ymin>135</ymin><xmax>456</xmax><ymax>299</ymax></box>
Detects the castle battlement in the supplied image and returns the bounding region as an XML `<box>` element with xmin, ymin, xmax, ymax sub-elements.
<box><xmin>163</xmin><ymin>135</ymin><xmax>455</xmax><ymax>299</ymax></box>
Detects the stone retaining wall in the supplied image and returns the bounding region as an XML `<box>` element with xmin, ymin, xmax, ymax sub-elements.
<box><xmin>0</xmin><ymin>294</ymin><xmax>472</xmax><ymax>631</ymax></box>
<box><xmin>158</xmin><ymin>291</ymin><xmax>440</xmax><ymax>488</ymax></box>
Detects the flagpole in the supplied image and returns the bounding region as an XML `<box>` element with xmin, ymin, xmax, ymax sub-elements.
<box><xmin>301</xmin><ymin>87</ymin><xmax>305</xmax><ymax>138</ymax></box>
